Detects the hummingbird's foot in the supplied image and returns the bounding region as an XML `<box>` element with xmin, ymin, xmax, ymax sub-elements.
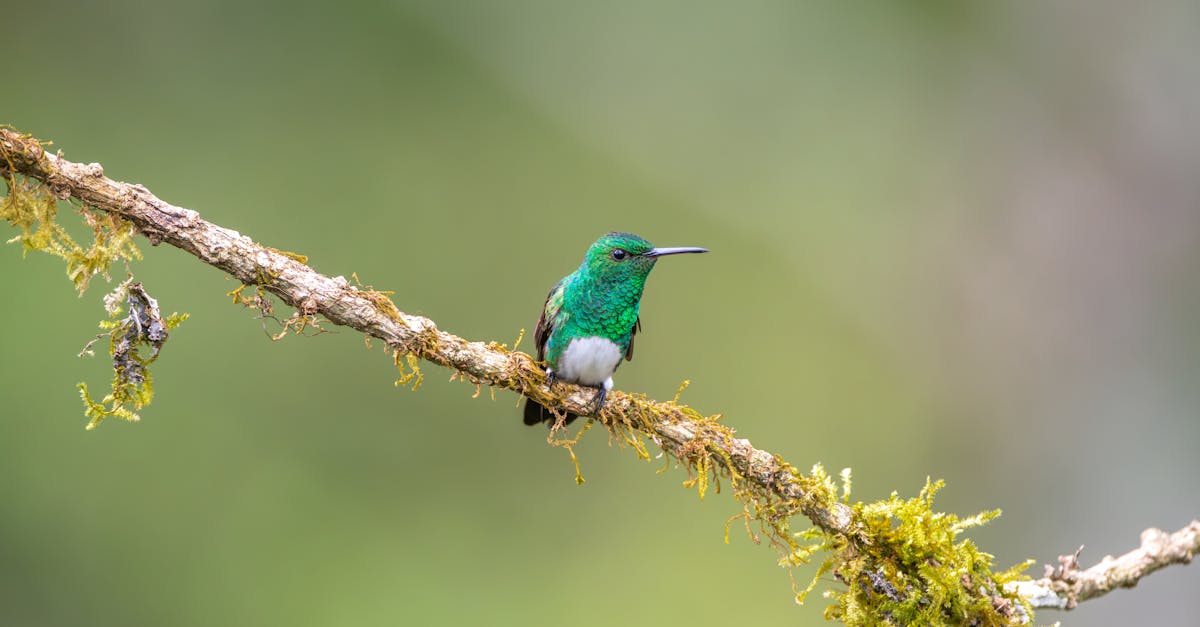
<box><xmin>587</xmin><ymin>386</ymin><xmax>607</xmax><ymax>416</ymax></box>
<box><xmin>546</xmin><ymin>370</ymin><xmax>559</xmax><ymax>388</ymax></box>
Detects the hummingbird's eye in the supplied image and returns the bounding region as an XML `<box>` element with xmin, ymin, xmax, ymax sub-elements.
<box><xmin>611</xmin><ymin>249</ymin><xmax>628</xmax><ymax>261</ymax></box>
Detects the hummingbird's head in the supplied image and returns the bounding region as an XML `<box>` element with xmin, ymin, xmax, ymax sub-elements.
<box><xmin>582</xmin><ymin>232</ymin><xmax>707</xmax><ymax>284</ymax></box>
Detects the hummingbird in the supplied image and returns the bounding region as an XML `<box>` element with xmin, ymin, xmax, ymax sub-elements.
<box><xmin>523</xmin><ymin>232</ymin><xmax>708</xmax><ymax>426</ymax></box>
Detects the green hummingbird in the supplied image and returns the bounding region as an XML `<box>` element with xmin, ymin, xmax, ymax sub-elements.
<box><xmin>523</xmin><ymin>232</ymin><xmax>708</xmax><ymax>426</ymax></box>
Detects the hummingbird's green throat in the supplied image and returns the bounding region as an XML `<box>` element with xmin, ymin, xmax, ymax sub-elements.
<box><xmin>523</xmin><ymin>232</ymin><xmax>708</xmax><ymax>426</ymax></box>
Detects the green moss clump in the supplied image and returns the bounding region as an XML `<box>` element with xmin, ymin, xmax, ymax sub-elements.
<box><xmin>819</xmin><ymin>478</ymin><xmax>1033</xmax><ymax>625</ymax></box>
<box><xmin>1</xmin><ymin>172</ymin><xmax>140</xmax><ymax>294</ymax></box>
<box><xmin>79</xmin><ymin>280</ymin><xmax>188</xmax><ymax>429</ymax></box>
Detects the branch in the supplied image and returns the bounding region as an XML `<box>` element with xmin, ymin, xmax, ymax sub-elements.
<box><xmin>1007</xmin><ymin>520</ymin><xmax>1200</xmax><ymax>610</ymax></box>
<box><xmin>3</xmin><ymin>126</ymin><xmax>1196</xmax><ymax>624</ymax></box>
<box><xmin>0</xmin><ymin>127</ymin><xmax>854</xmax><ymax>536</ymax></box>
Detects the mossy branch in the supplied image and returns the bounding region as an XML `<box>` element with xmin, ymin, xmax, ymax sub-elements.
<box><xmin>2</xmin><ymin>127</ymin><xmax>1195</xmax><ymax>625</ymax></box>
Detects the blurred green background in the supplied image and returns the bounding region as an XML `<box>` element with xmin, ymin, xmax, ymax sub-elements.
<box><xmin>3</xmin><ymin>1</ymin><xmax>1199</xmax><ymax>625</ymax></box>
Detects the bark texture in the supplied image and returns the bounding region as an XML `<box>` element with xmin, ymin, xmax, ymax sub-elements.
<box><xmin>1007</xmin><ymin>520</ymin><xmax>1199</xmax><ymax>609</ymax></box>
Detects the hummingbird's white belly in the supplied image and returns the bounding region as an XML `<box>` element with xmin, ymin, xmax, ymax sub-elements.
<box><xmin>556</xmin><ymin>336</ymin><xmax>622</xmax><ymax>389</ymax></box>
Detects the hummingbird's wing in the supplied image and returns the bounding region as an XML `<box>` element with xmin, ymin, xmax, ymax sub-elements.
<box><xmin>525</xmin><ymin>279</ymin><xmax>571</xmax><ymax>427</ymax></box>
<box><xmin>533</xmin><ymin>279</ymin><xmax>566</xmax><ymax>361</ymax></box>
<box><xmin>625</xmin><ymin>317</ymin><xmax>641</xmax><ymax>361</ymax></box>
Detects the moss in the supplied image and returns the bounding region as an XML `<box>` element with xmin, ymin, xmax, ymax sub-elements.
<box><xmin>544</xmin><ymin>417</ymin><xmax>595</xmax><ymax>485</ymax></box>
<box><xmin>270</xmin><ymin>312</ymin><xmax>328</xmax><ymax>340</ymax></box>
<box><xmin>818</xmin><ymin>478</ymin><xmax>1033</xmax><ymax>625</ymax></box>
<box><xmin>229</xmin><ymin>283</ymin><xmax>330</xmax><ymax>340</ymax></box>
<box><xmin>351</xmin><ymin>272</ymin><xmax>404</xmax><ymax>324</ymax></box>
<box><xmin>392</xmin><ymin>348</ymin><xmax>424</xmax><ymax>391</ymax></box>
<box><xmin>227</xmin><ymin>283</ymin><xmax>263</xmax><ymax>307</ymax></box>
<box><xmin>263</xmin><ymin>245</ymin><xmax>308</xmax><ymax>265</ymax></box>
<box><xmin>78</xmin><ymin>280</ymin><xmax>188</xmax><ymax>429</ymax></box>
<box><xmin>1</xmin><ymin>174</ymin><xmax>141</xmax><ymax>294</ymax></box>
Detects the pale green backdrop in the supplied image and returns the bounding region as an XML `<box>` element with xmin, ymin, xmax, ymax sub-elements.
<box><xmin>3</xmin><ymin>2</ymin><xmax>1198</xmax><ymax>626</ymax></box>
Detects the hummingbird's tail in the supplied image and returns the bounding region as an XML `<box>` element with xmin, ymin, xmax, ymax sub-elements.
<box><xmin>522</xmin><ymin>398</ymin><xmax>579</xmax><ymax>426</ymax></box>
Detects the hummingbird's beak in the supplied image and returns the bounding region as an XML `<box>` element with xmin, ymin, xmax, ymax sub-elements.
<box><xmin>642</xmin><ymin>246</ymin><xmax>709</xmax><ymax>258</ymax></box>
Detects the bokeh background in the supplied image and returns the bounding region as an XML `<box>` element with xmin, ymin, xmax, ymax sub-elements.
<box><xmin>3</xmin><ymin>2</ymin><xmax>1199</xmax><ymax>625</ymax></box>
